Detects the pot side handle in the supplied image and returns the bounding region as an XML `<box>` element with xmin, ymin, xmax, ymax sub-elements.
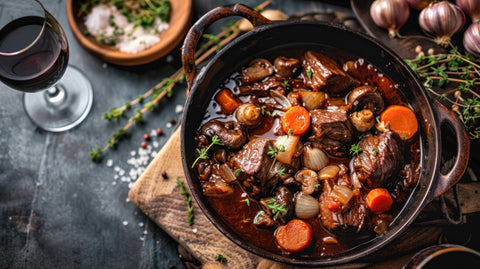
<box><xmin>181</xmin><ymin>4</ymin><xmax>272</xmax><ymax>96</ymax></box>
<box><xmin>429</xmin><ymin>99</ymin><xmax>470</xmax><ymax>200</ymax></box>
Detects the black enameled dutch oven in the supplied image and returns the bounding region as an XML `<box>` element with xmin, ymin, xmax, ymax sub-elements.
<box><xmin>180</xmin><ymin>4</ymin><xmax>470</xmax><ymax>267</ymax></box>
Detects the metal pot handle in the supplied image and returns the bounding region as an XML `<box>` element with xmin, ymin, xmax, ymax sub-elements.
<box><xmin>181</xmin><ymin>4</ymin><xmax>272</xmax><ymax>96</ymax></box>
<box><xmin>429</xmin><ymin>99</ymin><xmax>470</xmax><ymax>200</ymax></box>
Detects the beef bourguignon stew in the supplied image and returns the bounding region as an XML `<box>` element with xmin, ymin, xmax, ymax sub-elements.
<box><xmin>191</xmin><ymin>48</ymin><xmax>421</xmax><ymax>257</ymax></box>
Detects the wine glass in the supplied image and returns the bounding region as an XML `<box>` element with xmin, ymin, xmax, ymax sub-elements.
<box><xmin>0</xmin><ymin>0</ymin><xmax>93</xmax><ymax>132</ymax></box>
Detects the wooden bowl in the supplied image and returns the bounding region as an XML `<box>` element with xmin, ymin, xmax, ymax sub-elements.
<box><xmin>66</xmin><ymin>0</ymin><xmax>192</xmax><ymax>66</ymax></box>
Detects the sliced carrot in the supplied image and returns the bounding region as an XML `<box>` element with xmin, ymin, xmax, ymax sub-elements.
<box><xmin>216</xmin><ymin>89</ymin><xmax>241</xmax><ymax>114</ymax></box>
<box><xmin>380</xmin><ymin>105</ymin><xmax>418</xmax><ymax>140</ymax></box>
<box><xmin>366</xmin><ymin>188</ymin><xmax>393</xmax><ymax>214</ymax></box>
<box><xmin>281</xmin><ymin>106</ymin><xmax>311</xmax><ymax>136</ymax></box>
<box><xmin>275</xmin><ymin>219</ymin><xmax>313</xmax><ymax>252</ymax></box>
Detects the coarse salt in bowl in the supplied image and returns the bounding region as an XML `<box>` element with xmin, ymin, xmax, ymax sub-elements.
<box><xmin>66</xmin><ymin>0</ymin><xmax>193</xmax><ymax>66</ymax></box>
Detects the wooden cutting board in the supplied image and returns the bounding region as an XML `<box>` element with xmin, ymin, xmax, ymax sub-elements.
<box><xmin>128</xmin><ymin>127</ymin><xmax>479</xmax><ymax>268</ymax></box>
<box><xmin>128</xmin><ymin>128</ymin><xmax>266</xmax><ymax>268</ymax></box>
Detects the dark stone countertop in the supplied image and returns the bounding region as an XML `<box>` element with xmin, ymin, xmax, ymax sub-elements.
<box><xmin>0</xmin><ymin>1</ymin><xmax>353</xmax><ymax>268</ymax></box>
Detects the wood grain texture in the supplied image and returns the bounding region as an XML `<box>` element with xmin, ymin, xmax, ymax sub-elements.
<box><xmin>128</xmin><ymin>128</ymin><xmax>262</xmax><ymax>268</ymax></box>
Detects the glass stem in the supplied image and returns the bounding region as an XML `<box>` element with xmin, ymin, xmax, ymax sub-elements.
<box><xmin>44</xmin><ymin>83</ymin><xmax>66</xmax><ymax>106</ymax></box>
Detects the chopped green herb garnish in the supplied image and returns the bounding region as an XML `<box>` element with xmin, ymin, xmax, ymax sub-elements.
<box><xmin>235</xmin><ymin>168</ymin><xmax>242</xmax><ymax>177</ymax></box>
<box><xmin>350</xmin><ymin>142</ymin><xmax>362</xmax><ymax>157</ymax></box>
<box><xmin>214</xmin><ymin>254</ymin><xmax>228</xmax><ymax>264</ymax></box>
<box><xmin>306</xmin><ymin>68</ymin><xmax>313</xmax><ymax>79</ymax></box>
<box><xmin>277</xmin><ymin>167</ymin><xmax>286</xmax><ymax>177</ymax></box>
<box><xmin>244</xmin><ymin>198</ymin><xmax>250</xmax><ymax>206</ymax></box>
<box><xmin>267</xmin><ymin>198</ymin><xmax>287</xmax><ymax>219</ymax></box>
<box><xmin>372</xmin><ymin>149</ymin><xmax>379</xmax><ymax>156</ymax></box>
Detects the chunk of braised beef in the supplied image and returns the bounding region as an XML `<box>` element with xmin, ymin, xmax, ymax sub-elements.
<box><xmin>200</xmin><ymin>120</ymin><xmax>247</xmax><ymax>150</ymax></box>
<box><xmin>273</xmin><ymin>186</ymin><xmax>294</xmax><ymax>224</ymax></box>
<box><xmin>201</xmin><ymin>163</ymin><xmax>234</xmax><ymax>197</ymax></box>
<box><xmin>310</xmin><ymin>107</ymin><xmax>353</xmax><ymax>142</ymax></box>
<box><xmin>302</xmin><ymin>51</ymin><xmax>359</xmax><ymax>93</ymax></box>
<box><xmin>234</xmin><ymin>138</ymin><xmax>276</xmax><ymax>196</ymax></box>
<box><xmin>253</xmin><ymin>210</ymin><xmax>275</xmax><ymax>228</ymax></box>
<box><xmin>318</xmin><ymin>186</ymin><xmax>369</xmax><ymax>232</ymax></box>
<box><xmin>352</xmin><ymin>131</ymin><xmax>404</xmax><ymax>188</ymax></box>
<box><xmin>239</xmin><ymin>76</ymin><xmax>287</xmax><ymax>97</ymax></box>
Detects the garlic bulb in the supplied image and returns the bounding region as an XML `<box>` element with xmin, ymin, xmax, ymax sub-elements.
<box><xmin>370</xmin><ymin>0</ymin><xmax>410</xmax><ymax>38</ymax></box>
<box><xmin>456</xmin><ymin>0</ymin><xmax>480</xmax><ymax>22</ymax></box>
<box><xmin>419</xmin><ymin>1</ymin><xmax>466</xmax><ymax>47</ymax></box>
<box><xmin>463</xmin><ymin>21</ymin><xmax>480</xmax><ymax>58</ymax></box>
<box><xmin>238</xmin><ymin>9</ymin><xmax>289</xmax><ymax>32</ymax></box>
<box><xmin>405</xmin><ymin>0</ymin><xmax>433</xmax><ymax>10</ymax></box>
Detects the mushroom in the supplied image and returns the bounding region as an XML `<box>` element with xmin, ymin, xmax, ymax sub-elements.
<box><xmin>274</xmin><ymin>56</ymin><xmax>301</xmax><ymax>77</ymax></box>
<box><xmin>348</xmin><ymin>85</ymin><xmax>385</xmax><ymax>114</ymax></box>
<box><xmin>200</xmin><ymin>120</ymin><xmax>247</xmax><ymax>150</ymax></box>
<box><xmin>241</xmin><ymin>58</ymin><xmax>274</xmax><ymax>84</ymax></box>
<box><xmin>295</xmin><ymin>169</ymin><xmax>319</xmax><ymax>195</ymax></box>
<box><xmin>235</xmin><ymin>103</ymin><xmax>263</xmax><ymax>126</ymax></box>
<box><xmin>350</xmin><ymin>109</ymin><xmax>375</xmax><ymax>132</ymax></box>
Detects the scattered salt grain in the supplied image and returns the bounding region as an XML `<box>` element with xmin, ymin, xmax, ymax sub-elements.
<box><xmin>175</xmin><ymin>105</ymin><xmax>184</xmax><ymax>114</ymax></box>
<box><xmin>166</xmin><ymin>122</ymin><xmax>173</xmax><ymax>128</ymax></box>
<box><xmin>192</xmin><ymin>228</ymin><xmax>198</xmax><ymax>233</ymax></box>
<box><xmin>150</xmin><ymin>129</ymin><xmax>157</xmax><ymax>137</ymax></box>
<box><xmin>112</xmin><ymin>181</ymin><xmax>117</xmax><ymax>186</ymax></box>
<box><xmin>126</xmin><ymin>197</ymin><xmax>130</xmax><ymax>203</ymax></box>
<box><xmin>102</xmin><ymin>63</ymin><xmax>107</xmax><ymax>69</ymax></box>
<box><xmin>123</xmin><ymin>221</ymin><xmax>128</xmax><ymax>226</ymax></box>
<box><xmin>106</xmin><ymin>159</ymin><xmax>113</xmax><ymax>167</ymax></box>
<box><xmin>166</xmin><ymin>55</ymin><xmax>174</xmax><ymax>63</ymax></box>
<box><xmin>143</xmin><ymin>230</ymin><xmax>148</xmax><ymax>235</ymax></box>
<box><xmin>128</xmin><ymin>182</ymin><xmax>134</xmax><ymax>189</ymax></box>
<box><xmin>139</xmin><ymin>237</ymin><xmax>145</xmax><ymax>241</ymax></box>
<box><xmin>152</xmin><ymin>141</ymin><xmax>159</xmax><ymax>148</ymax></box>
<box><xmin>114</xmin><ymin>166</ymin><xmax>121</xmax><ymax>172</ymax></box>
<box><xmin>138</xmin><ymin>222</ymin><xmax>144</xmax><ymax>227</ymax></box>
<box><xmin>130</xmin><ymin>151</ymin><xmax>136</xmax><ymax>156</ymax></box>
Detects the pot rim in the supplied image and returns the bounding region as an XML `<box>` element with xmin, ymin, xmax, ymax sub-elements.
<box><xmin>181</xmin><ymin>20</ymin><xmax>440</xmax><ymax>266</ymax></box>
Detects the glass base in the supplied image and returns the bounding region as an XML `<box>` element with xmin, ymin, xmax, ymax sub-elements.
<box><xmin>23</xmin><ymin>66</ymin><xmax>93</xmax><ymax>132</ymax></box>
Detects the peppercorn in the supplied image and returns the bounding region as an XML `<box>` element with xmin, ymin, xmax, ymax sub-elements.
<box><xmin>144</xmin><ymin>133</ymin><xmax>150</xmax><ymax>140</ymax></box>
<box><xmin>141</xmin><ymin>141</ymin><xmax>147</xmax><ymax>148</ymax></box>
<box><xmin>156</xmin><ymin>128</ymin><xmax>163</xmax><ymax>136</ymax></box>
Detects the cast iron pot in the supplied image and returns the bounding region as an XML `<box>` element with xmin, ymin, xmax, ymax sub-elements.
<box><xmin>180</xmin><ymin>4</ymin><xmax>470</xmax><ymax>267</ymax></box>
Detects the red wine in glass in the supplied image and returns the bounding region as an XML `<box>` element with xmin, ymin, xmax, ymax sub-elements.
<box><xmin>0</xmin><ymin>0</ymin><xmax>93</xmax><ymax>132</ymax></box>
<box><xmin>0</xmin><ymin>16</ymin><xmax>68</xmax><ymax>92</ymax></box>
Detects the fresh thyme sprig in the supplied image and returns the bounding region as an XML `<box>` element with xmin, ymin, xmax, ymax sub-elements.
<box><xmin>89</xmin><ymin>1</ymin><xmax>271</xmax><ymax>162</ymax></box>
<box><xmin>177</xmin><ymin>178</ymin><xmax>194</xmax><ymax>226</ymax></box>
<box><xmin>191</xmin><ymin>135</ymin><xmax>223</xmax><ymax>168</ymax></box>
<box><xmin>405</xmin><ymin>45</ymin><xmax>480</xmax><ymax>139</ymax></box>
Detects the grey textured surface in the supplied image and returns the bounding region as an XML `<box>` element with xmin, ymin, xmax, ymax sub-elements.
<box><xmin>0</xmin><ymin>0</ymin><xmax>351</xmax><ymax>268</ymax></box>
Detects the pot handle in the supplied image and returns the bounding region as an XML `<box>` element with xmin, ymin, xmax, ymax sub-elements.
<box><xmin>429</xmin><ymin>99</ymin><xmax>470</xmax><ymax>200</ymax></box>
<box><xmin>181</xmin><ymin>4</ymin><xmax>272</xmax><ymax>96</ymax></box>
